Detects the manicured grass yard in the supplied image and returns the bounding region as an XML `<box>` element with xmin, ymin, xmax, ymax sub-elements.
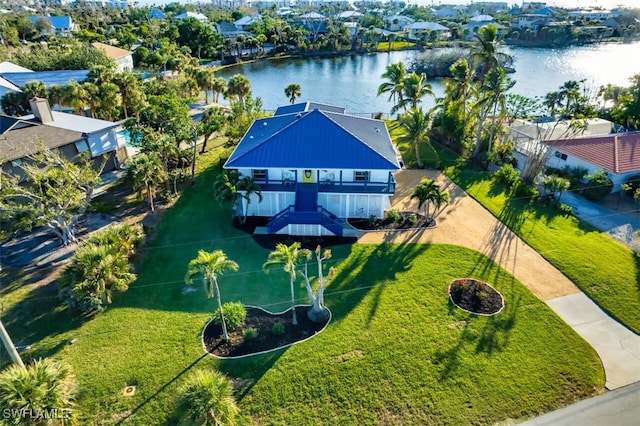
<box><xmin>0</xmin><ymin>149</ymin><xmax>603</xmax><ymax>424</ymax></box>
<box><xmin>443</xmin><ymin>165</ymin><xmax>640</xmax><ymax>334</ymax></box>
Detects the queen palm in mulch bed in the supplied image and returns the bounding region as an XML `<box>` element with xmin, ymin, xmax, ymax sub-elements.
<box><xmin>203</xmin><ymin>306</ymin><xmax>329</xmax><ymax>358</ymax></box>
<box><xmin>348</xmin><ymin>212</ymin><xmax>435</xmax><ymax>231</ymax></box>
<box><xmin>449</xmin><ymin>279</ymin><xmax>504</xmax><ymax>315</ymax></box>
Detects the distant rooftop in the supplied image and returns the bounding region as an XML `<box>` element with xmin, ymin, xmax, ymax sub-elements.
<box><xmin>0</xmin><ymin>70</ymin><xmax>89</xmax><ymax>88</ymax></box>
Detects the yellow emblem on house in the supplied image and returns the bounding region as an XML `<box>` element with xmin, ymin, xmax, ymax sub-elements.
<box><xmin>302</xmin><ymin>169</ymin><xmax>314</xmax><ymax>183</ymax></box>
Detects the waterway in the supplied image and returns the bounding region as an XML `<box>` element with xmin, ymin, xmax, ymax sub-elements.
<box><xmin>216</xmin><ymin>41</ymin><xmax>640</xmax><ymax>116</ymax></box>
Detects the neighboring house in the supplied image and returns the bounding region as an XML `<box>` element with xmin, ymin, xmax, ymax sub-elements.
<box><xmin>175</xmin><ymin>12</ymin><xmax>208</xmax><ymax>23</ymax></box>
<box><xmin>299</xmin><ymin>12</ymin><xmax>326</xmax><ymax>20</ymax></box>
<box><xmin>91</xmin><ymin>42</ymin><xmax>134</xmax><ymax>72</ymax></box>
<box><xmin>383</xmin><ymin>15</ymin><xmax>414</xmax><ymax>31</ymax></box>
<box><xmin>19</xmin><ymin>98</ymin><xmax>123</xmax><ymax>172</ymax></box>
<box><xmin>546</xmin><ymin>133</ymin><xmax>640</xmax><ymax>192</ymax></box>
<box><xmin>28</xmin><ymin>16</ymin><xmax>78</xmax><ymax>37</ymax></box>
<box><xmin>216</xmin><ymin>22</ymin><xmax>254</xmax><ymax>39</ymax></box>
<box><xmin>534</xmin><ymin>7</ymin><xmax>557</xmax><ymax>16</ymax></box>
<box><xmin>567</xmin><ymin>9</ymin><xmax>624</xmax><ymax>21</ymax></box>
<box><xmin>515</xmin><ymin>14</ymin><xmax>553</xmax><ymax>30</ymax></box>
<box><xmin>434</xmin><ymin>7</ymin><xmax>458</xmax><ymax>19</ymax></box>
<box><xmin>0</xmin><ymin>70</ymin><xmax>90</xmax><ymax>94</ymax></box>
<box><xmin>403</xmin><ymin>22</ymin><xmax>450</xmax><ymax>40</ymax></box>
<box><xmin>149</xmin><ymin>9</ymin><xmax>166</xmax><ymax>19</ymax></box>
<box><xmin>234</xmin><ymin>15</ymin><xmax>262</xmax><ymax>30</ymax></box>
<box><xmin>336</xmin><ymin>11</ymin><xmax>364</xmax><ymax>21</ymax></box>
<box><xmin>1</xmin><ymin>99</ymin><xmax>123</xmax><ymax>178</ymax></box>
<box><xmin>223</xmin><ymin>102</ymin><xmax>401</xmax><ymax>236</ymax></box>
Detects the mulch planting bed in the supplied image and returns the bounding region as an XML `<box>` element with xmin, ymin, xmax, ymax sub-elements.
<box><xmin>203</xmin><ymin>306</ymin><xmax>329</xmax><ymax>358</ymax></box>
<box><xmin>348</xmin><ymin>211</ymin><xmax>435</xmax><ymax>231</ymax></box>
<box><xmin>449</xmin><ymin>278</ymin><xmax>504</xmax><ymax>315</ymax></box>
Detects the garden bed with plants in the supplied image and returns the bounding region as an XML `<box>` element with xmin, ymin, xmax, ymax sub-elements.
<box><xmin>203</xmin><ymin>305</ymin><xmax>330</xmax><ymax>358</ymax></box>
<box><xmin>348</xmin><ymin>210</ymin><xmax>435</xmax><ymax>231</ymax></box>
<box><xmin>449</xmin><ymin>278</ymin><xmax>504</xmax><ymax>315</ymax></box>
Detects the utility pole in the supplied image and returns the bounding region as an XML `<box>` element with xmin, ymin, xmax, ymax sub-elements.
<box><xmin>0</xmin><ymin>319</ymin><xmax>24</xmax><ymax>369</ymax></box>
<box><xmin>191</xmin><ymin>126</ymin><xmax>198</xmax><ymax>185</ymax></box>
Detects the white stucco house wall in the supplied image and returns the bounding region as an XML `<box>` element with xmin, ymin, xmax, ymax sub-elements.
<box><xmin>546</xmin><ymin>132</ymin><xmax>640</xmax><ymax>192</ymax></box>
<box><xmin>224</xmin><ymin>102</ymin><xmax>401</xmax><ymax>236</ymax></box>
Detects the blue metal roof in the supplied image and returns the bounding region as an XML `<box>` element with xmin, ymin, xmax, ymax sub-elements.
<box><xmin>225</xmin><ymin>109</ymin><xmax>399</xmax><ymax>170</ymax></box>
<box><xmin>274</xmin><ymin>101</ymin><xmax>346</xmax><ymax>116</ymax></box>
<box><xmin>0</xmin><ymin>70</ymin><xmax>89</xmax><ymax>88</ymax></box>
<box><xmin>29</xmin><ymin>16</ymin><xmax>72</xmax><ymax>29</ymax></box>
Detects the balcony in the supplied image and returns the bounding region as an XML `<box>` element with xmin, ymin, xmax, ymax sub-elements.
<box><xmin>254</xmin><ymin>172</ymin><xmax>396</xmax><ymax>194</ymax></box>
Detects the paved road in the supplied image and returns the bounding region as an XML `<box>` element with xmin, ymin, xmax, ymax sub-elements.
<box><xmin>521</xmin><ymin>381</ymin><xmax>640</xmax><ymax>426</ymax></box>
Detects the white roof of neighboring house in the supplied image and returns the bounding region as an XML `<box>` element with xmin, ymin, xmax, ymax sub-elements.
<box><xmin>0</xmin><ymin>62</ymin><xmax>33</xmax><ymax>73</ymax></box>
<box><xmin>90</xmin><ymin>42</ymin><xmax>132</xmax><ymax>60</ymax></box>
<box><xmin>21</xmin><ymin>111</ymin><xmax>118</xmax><ymax>134</ymax></box>
<box><xmin>384</xmin><ymin>15</ymin><xmax>415</xmax><ymax>23</ymax></box>
<box><xmin>300</xmin><ymin>12</ymin><xmax>326</xmax><ymax>20</ymax></box>
<box><xmin>404</xmin><ymin>22</ymin><xmax>449</xmax><ymax>31</ymax></box>
<box><xmin>337</xmin><ymin>11</ymin><xmax>364</xmax><ymax>19</ymax></box>
<box><xmin>234</xmin><ymin>15</ymin><xmax>261</xmax><ymax>26</ymax></box>
<box><xmin>0</xmin><ymin>77</ymin><xmax>21</xmax><ymax>93</ymax></box>
<box><xmin>470</xmin><ymin>14</ymin><xmax>494</xmax><ymax>22</ymax></box>
<box><xmin>175</xmin><ymin>12</ymin><xmax>208</xmax><ymax>21</ymax></box>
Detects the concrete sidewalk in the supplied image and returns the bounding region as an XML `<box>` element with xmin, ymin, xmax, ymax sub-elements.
<box><xmin>547</xmin><ymin>293</ymin><xmax>640</xmax><ymax>390</ymax></box>
<box><xmin>521</xmin><ymin>381</ymin><xmax>640</xmax><ymax>425</ymax></box>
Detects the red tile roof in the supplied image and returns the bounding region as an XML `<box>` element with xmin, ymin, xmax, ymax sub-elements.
<box><xmin>546</xmin><ymin>132</ymin><xmax>640</xmax><ymax>174</ymax></box>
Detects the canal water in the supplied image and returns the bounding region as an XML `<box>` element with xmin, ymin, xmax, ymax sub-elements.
<box><xmin>216</xmin><ymin>41</ymin><xmax>640</xmax><ymax>115</ymax></box>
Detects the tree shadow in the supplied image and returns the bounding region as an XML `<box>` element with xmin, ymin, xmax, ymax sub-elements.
<box><xmin>326</xmin><ymin>243</ymin><xmax>430</xmax><ymax>326</ymax></box>
<box><xmin>115</xmin><ymin>352</ymin><xmax>210</xmax><ymax>425</ymax></box>
<box><xmin>0</xmin><ymin>267</ymin><xmax>84</xmax><ymax>366</ymax></box>
<box><xmin>218</xmin><ymin>349</ymin><xmax>286</xmax><ymax>401</ymax></box>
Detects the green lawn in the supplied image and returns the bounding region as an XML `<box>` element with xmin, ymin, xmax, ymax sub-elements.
<box><xmin>0</xmin><ymin>149</ymin><xmax>604</xmax><ymax>424</ymax></box>
<box><xmin>440</xmin><ymin>162</ymin><xmax>640</xmax><ymax>334</ymax></box>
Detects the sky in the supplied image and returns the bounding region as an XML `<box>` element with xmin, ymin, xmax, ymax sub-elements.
<box><xmin>416</xmin><ymin>0</ymin><xmax>639</xmax><ymax>8</ymax></box>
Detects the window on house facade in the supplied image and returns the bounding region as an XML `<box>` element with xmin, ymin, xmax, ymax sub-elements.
<box><xmin>554</xmin><ymin>151</ymin><xmax>568</xmax><ymax>161</ymax></box>
<box><xmin>354</xmin><ymin>171</ymin><xmax>370</xmax><ymax>182</ymax></box>
<box><xmin>252</xmin><ymin>169</ymin><xmax>268</xmax><ymax>181</ymax></box>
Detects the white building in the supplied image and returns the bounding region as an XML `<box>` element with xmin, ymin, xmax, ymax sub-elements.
<box><xmin>224</xmin><ymin>102</ymin><xmax>401</xmax><ymax>236</ymax></box>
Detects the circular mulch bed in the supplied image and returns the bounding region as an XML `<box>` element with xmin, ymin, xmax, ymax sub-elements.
<box><xmin>202</xmin><ymin>306</ymin><xmax>330</xmax><ymax>358</ymax></box>
<box><xmin>348</xmin><ymin>211</ymin><xmax>435</xmax><ymax>231</ymax></box>
<box><xmin>448</xmin><ymin>278</ymin><xmax>504</xmax><ymax>315</ymax></box>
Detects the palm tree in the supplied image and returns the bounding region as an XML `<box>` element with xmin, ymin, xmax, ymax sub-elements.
<box><xmin>377</xmin><ymin>61</ymin><xmax>407</xmax><ymax>109</ymax></box>
<box><xmin>124</xmin><ymin>153</ymin><xmax>167</xmax><ymax>212</ymax></box>
<box><xmin>0</xmin><ymin>358</ymin><xmax>78</xmax><ymax>424</ymax></box>
<box><xmin>47</xmin><ymin>84</ymin><xmax>67</xmax><ymax>111</ymax></box>
<box><xmin>22</xmin><ymin>80</ymin><xmax>47</xmax><ymax>99</ymax></box>
<box><xmin>177</xmin><ymin>369</ymin><xmax>239</xmax><ymax>426</ymax></box>
<box><xmin>284</xmin><ymin>83</ymin><xmax>302</xmax><ymax>104</ymax></box>
<box><xmin>213</xmin><ymin>169</ymin><xmax>242</xmax><ymax>207</ymax></box>
<box><xmin>226</xmin><ymin>74</ymin><xmax>251</xmax><ymax>108</ymax></box>
<box><xmin>469</xmin><ymin>24</ymin><xmax>512</xmax><ymax>80</ymax></box>
<box><xmin>263</xmin><ymin>242</ymin><xmax>312</xmax><ymax>326</ymax></box>
<box><xmin>237</xmin><ymin>176</ymin><xmax>263</xmax><ymax>224</ymax></box>
<box><xmin>114</xmin><ymin>71</ymin><xmax>146</xmax><ymax>118</ymax></box>
<box><xmin>211</xmin><ymin>77</ymin><xmax>227</xmax><ymax>104</ymax></box>
<box><xmin>62</xmin><ymin>80</ymin><xmax>88</xmax><ymax>115</ymax></box>
<box><xmin>196</xmin><ymin>68</ymin><xmax>216</xmax><ymax>104</ymax></box>
<box><xmin>200</xmin><ymin>107</ymin><xmax>227</xmax><ymax>153</ymax></box>
<box><xmin>61</xmin><ymin>243</ymin><xmax>135</xmax><ymax>314</ymax></box>
<box><xmin>410</xmin><ymin>178</ymin><xmax>449</xmax><ymax>218</ymax></box>
<box><xmin>392</xmin><ymin>72</ymin><xmax>434</xmax><ymax>114</ymax></box>
<box><xmin>397</xmin><ymin>107</ymin><xmax>438</xmax><ymax>169</ymax></box>
<box><xmin>185</xmin><ymin>250</ymin><xmax>239</xmax><ymax>341</ymax></box>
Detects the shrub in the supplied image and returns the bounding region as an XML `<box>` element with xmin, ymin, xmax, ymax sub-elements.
<box><xmin>557</xmin><ymin>202</ymin><xmax>573</xmax><ymax>217</ymax></box>
<box><xmin>213</xmin><ymin>302</ymin><xmax>246</xmax><ymax>330</ymax></box>
<box><xmin>513</xmin><ymin>181</ymin><xmax>540</xmax><ymax>201</ymax></box>
<box><xmin>569</xmin><ymin>166</ymin><xmax>589</xmax><ymax>186</ymax></box>
<box><xmin>488</xmin><ymin>140</ymin><xmax>517</xmax><ymax>167</ymax></box>
<box><xmin>623</xmin><ymin>174</ymin><xmax>640</xmax><ymax>197</ymax></box>
<box><xmin>271</xmin><ymin>321</ymin><xmax>285</xmax><ymax>335</ymax></box>
<box><xmin>409</xmin><ymin>213</ymin><xmax>418</xmax><ymax>224</ymax></box>
<box><xmin>583</xmin><ymin>170</ymin><xmax>613</xmax><ymax>201</ymax></box>
<box><xmin>176</xmin><ymin>369</ymin><xmax>239</xmax><ymax>426</ymax></box>
<box><xmin>244</xmin><ymin>327</ymin><xmax>259</xmax><ymax>340</ymax></box>
<box><xmin>368</xmin><ymin>215</ymin><xmax>378</xmax><ymax>226</ymax></box>
<box><xmin>493</xmin><ymin>164</ymin><xmax>521</xmax><ymax>189</ymax></box>
<box><xmin>385</xmin><ymin>209</ymin><xmax>402</xmax><ymax>223</ymax></box>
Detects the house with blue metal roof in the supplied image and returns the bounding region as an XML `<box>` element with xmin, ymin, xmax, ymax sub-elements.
<box><xmin>224</xmin><ymin>102</ymin><xmax>401</xmax><ymax>237</ymax></box>
<box><xmin>28</xmin><ymin>16</ymin><xmax>78</xmax><ymax>37</ymax></box>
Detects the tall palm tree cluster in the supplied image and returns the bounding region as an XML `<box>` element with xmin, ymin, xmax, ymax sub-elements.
<box><xmin>377</xmin><ymin>61</ymin><xmax>437</xmax><ymax>168</ymax></box>
<box><xmin>378</xmin><ymin>24</ymin><xmax>516</xmax><ymax>167</ymax></box>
